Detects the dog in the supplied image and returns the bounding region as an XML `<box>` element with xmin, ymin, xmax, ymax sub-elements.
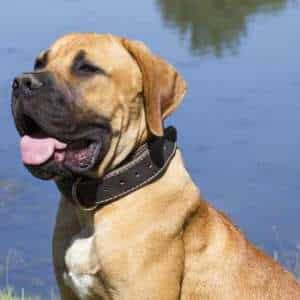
<box><xmin>11</xmin><ymin>33</ymin><xmax>300</xmax><ymax>300</ymax></box>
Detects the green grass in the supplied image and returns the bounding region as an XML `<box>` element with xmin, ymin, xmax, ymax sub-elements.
<box><xmin>0</xmin><ymin>289</ymin><xmax>58</xmax><ymax>300</ymax></box>
<box><xmin>0</xmin><ymin>286</ymin><xmax>58</xmax><ymax>300</ymax></box>
<box><xmin>0</xmin><ymin>288</ymin><xmax>40</xmax><ymax>300</ymax></box>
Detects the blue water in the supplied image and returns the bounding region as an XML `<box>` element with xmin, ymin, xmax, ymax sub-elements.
<box><xmin>1</xmin><ymin>0</ymin><xmax>300</xmax><ymax>297</ymax></box>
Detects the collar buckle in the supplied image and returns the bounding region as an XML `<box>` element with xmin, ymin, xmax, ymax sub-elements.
<box><xmin>72</xmin><ymin>177</ymin><xmax>99</xmax><ymax>211</ymax></box>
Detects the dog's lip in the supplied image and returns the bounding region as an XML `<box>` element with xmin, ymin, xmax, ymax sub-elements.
<box><xmin>64</xmin><ymin>139</ymin><xmax>103</xmax><ymax>172</ymax></box>
<box><xmin>22</xmin><ymin>136</ymin><xmax>104</xmax><ymax>174</ymax></box>
<box><xmin>16</xmin><ymin>112</ymin><xmax>70</xmax><ymax>144</ymax></box>
<box><xmin>16</xmin><ymin>113</ymin><xmax>106</xmax><ymax>173</ymax></box>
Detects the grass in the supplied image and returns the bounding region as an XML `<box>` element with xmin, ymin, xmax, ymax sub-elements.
<box><xmin>0</xmin><ymin>288</ymin><xmax>40</xmax><ymax>300</ymax></box>
<box><xmin>0</xmin><ymin>288</ymin><xmax>57</xmax><ymax>300</ymax></box>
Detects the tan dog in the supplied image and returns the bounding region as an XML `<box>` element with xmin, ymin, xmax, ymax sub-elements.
<box><xmin>11</xmin><ymin>33</ymin><xmax>300</xmax><ymax>300</ymax></box>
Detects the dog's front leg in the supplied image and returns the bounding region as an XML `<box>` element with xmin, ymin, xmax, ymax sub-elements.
<box><xmin>53</xmin><ymin>197</ymin><xmax>82</xmax><ymax>300</ymax></box>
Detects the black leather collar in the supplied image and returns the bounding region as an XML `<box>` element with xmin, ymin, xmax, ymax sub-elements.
<box><xmin>56</xmin><ymin>127</ymin><xmax>177</xmax><ymax>211</ymax></box>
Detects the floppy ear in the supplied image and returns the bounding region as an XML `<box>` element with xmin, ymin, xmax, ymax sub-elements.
<box><xmin>121</xmin><ymin>39</ymin><xmax>187</xmax><ymax>136</ymax></box>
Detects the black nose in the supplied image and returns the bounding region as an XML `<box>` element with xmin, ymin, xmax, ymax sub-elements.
<box><xmin>12</xmin><ymin>73</ymin><xmax>43</xmax><ymax>96</ymax></box>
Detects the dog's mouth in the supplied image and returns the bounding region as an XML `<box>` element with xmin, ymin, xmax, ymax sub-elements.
<box><xmin>18</xmin><ymin>114</ymin><xmax>107</xmax><ymax>177</ymax></box>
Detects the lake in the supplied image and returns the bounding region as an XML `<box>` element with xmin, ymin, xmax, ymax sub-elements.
<box><xmin>0</xmin><ymin>0</ymin><xmax>300</xmax><ymax>297</ymax></box>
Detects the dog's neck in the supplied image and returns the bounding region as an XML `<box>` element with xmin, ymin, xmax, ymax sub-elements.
<box><xmin>67</xmin><ymin>148</ymin><xmax>197</xmax><ymax>235</ymax></box>
<box><xmin>56</xmin><ymin>127</ymin><xmax>178</xmax><ymax>212</ymax></box>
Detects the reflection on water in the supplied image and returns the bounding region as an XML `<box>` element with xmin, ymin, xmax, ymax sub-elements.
<box><xmin>157</xmin><ymin>0</ymin><xmax>287</xmax><ymax>56</ymax></box>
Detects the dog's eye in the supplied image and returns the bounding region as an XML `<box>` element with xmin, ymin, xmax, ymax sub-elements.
<box><xmin>34</xmin><ymin>50</ymin><xmax>49</xmax><ymax>70</ymax></box>
<box><xmin>34</xmin><ymin>59</ymin><xmax>44</xmax><ymax>70</ymax></box>
<box><xmin>76</xmin><ymin>63</ymin><xmax>106</xmax><ymax>76</ymax></box>
<box><xmin>79</xmin><ymin>64</ymin><xmax>99</xmax><ymax>73</ymax></box>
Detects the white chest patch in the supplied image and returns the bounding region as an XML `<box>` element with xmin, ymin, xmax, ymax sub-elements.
<box><xmin>64</xmin><ymin>271</ymin><xmax>95</xmax><ymax>299</ymax></box>
<box><xmin>65</xmin><ymin>232</ymin><xmax>95</xmax><ymax>273</ymax></box>
<box><xmin>63</xmin><ymin>229</ymin><xmax>106</xmax><ymax>299</ymax></box>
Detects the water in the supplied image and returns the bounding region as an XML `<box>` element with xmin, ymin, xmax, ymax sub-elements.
<box><xmin>1</xmin><ymin>0</ymin><xmax>300</xmax><ymax>297</ymax></box>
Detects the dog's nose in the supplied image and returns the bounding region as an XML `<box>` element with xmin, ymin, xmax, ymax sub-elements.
<box><xmin>12</xmin><ymin>73</ymin><xmax>43</xmax><ymax>96</ymax></box>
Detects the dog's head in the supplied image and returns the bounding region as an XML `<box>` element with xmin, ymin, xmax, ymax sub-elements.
<box><xmin>11</xmin><ymin>33</ymin><xmax>186</xmax><ymax>180</ymax></box>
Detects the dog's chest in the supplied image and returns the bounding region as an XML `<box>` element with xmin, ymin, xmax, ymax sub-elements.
<box><xmin>63</xmin><ymin>271</ymin><xmax>98</xmax><ymax>299</ymax></box>
<box><xmin>63</xmin><ymin>229</ymin><xmax>111</xmax><ymax>300</ymax></box>
<box><xmin>62</xmin><ymin>222</ymin><xmax>134</xmax><ymax>300</ymax></box>
<box><xmin>61</xmin><ymin>215</ymin><xmax>162</xmax><ymax>300</ymax></box>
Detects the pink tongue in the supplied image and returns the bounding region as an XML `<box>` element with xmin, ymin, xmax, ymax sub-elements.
<box><xmin>20</xmin><ymin>135</ymin><xmax>67</xmax><ymax>165</ymax></box>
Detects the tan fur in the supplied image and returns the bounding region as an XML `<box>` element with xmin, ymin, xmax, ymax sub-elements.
<box><xmin>45</xmin><ymin>33</ymin><xmax>300</xmax><ymax>299</ymax></box>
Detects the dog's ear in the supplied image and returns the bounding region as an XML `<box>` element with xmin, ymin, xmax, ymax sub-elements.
<box><xmin>121</xmin><ymin>39</ymin><xmax>187</xmax><ymax>136</ymax></box>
